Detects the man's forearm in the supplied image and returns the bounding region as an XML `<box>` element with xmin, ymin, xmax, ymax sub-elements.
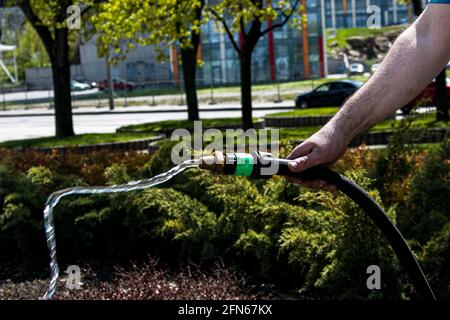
<box><xmin>325</xmin><ymin>5</ymin><xmax>450</xmax><ymax>144</ymax></box>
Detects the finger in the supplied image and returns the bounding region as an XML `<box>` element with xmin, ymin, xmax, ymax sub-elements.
<box><xmin>322</xmin><ymin>184</ymin><xmax>337</xmax><ymax>193</ymax></box>
<box><xmin>315</xmin><ymin>180</ymin><xmax>327</xmax><ymax>188</ymax></box>
<box><xmin>287</xmin><ymin>178</ymin><xmax>320</xmax><ymax>189</ymax></box>
<box><xmin>289</xmin><ymin>178</ymin><xmax>321</xmax><ymax>189</ymax></box>
<box><xmin>287</xmin><ymin>141</ymin><xmax>314</xmax><ymax>160</ymax></box>
<box><xmin>288</xmin><ymin>177</ymin><xmax>338</xmax><ymax>195</ymax></box>
<box><xmin>287</xmin><ymin>177</ymin><xmax>303</xmax><ymax>185</ymax></box>
<box><xmin>289</xmin><ymin>149</ymin><xmax>322</xmax><ymax>172</ymax></box>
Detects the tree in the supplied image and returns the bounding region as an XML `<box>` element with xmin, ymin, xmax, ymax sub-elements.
<box><xmin>16</xmin><ymin>1</ymin><xmax>101</xmax><ymax>137</ymax></box>
<box><xmin>16</xmin><ymin>23</ymin><xmax>51</xmax><ymax>77</ymax></box>
<box><xmin>208</xmin><ymin>0</ymin><xmax>301</xmax><ymax>129</ymax></box>
<box><xmin>409</xmin><ymin>0</ymin><xmax>448</xmax><ymax>121</ymax></box>
<box><xmin>94</xmin><ymin>0</ymin><xmax>206</xmax><ymax>121</ymax></box>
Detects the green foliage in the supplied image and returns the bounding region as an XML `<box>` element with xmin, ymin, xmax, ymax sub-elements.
<box><xmin>0</xmin><ymin>166</ymin><xmax>45</xmax><ymax>260</ymax></box>
<box><xmin>145</xmin><ymin>140</ymin><xmax>180</xmax><ymax>176</ymax></box>
<box><xmin>0</xmin><ymin>140</ymin><xmax>449</xmax><ymax>299</ymax></box>
<box><xmin>420</xmin><ymin>222</ymin><xmax>450</xmax><ymax>299</ymax></box>
<box><xmin>402</xmin><ymin>138</ymin><xmax>450</xmax><ymax>243</ymax></box>
<box><xmin>129</xmin><ymin>188</ymin><xmax>217</xmax><ymax>260</ymax></box>
<box><xmin>372</xmin><ymin>114</ymin><xmax>426</xmax><ymax>206</ymax></box>
<box><xmin>93</xmin><ymin>0</ymin><xmax>206</xmax><ymax>60</ymax></box>
<box><xmin>27</xmin><ymin>166</ymin><xmax>54</xmax><ymax>187</ymax></box>
<box><xmin>104</xmin><ymin>163</ymin><xmax>131</xmax><ymax>185</ymax></box>
<box><xmin>207</xmin><ymin>0</ymin><xmax>302</xmax><ymax>34</ymax></box>
<box><xmin>279</xmin><ymin>171</ymin><xmax>402</xmax><ymax>299</ymax></box>
<box><xmin>15</xmin><ymin>23</ymin><xmax>51</xmax><ymax>79</ymax></box>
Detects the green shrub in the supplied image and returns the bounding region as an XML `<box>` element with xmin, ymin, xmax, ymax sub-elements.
<box><xmin>104</xmin><ymin>163</ymin><xmax>131</xmax><ymax>185</ymax></box>
<box><xmin>0</xmin><ymin>166</ymin><xmax>46</xmax><ymax>262</ymax></box>
<box><xmin>0</xmin><ymin>142</ymin><xmax>447</xmax><ymax>299</ymax></box>
<box><xmin>279</xmin><ymin>171</ymin><xmax>403</xmax><ymax>299</ymax></box>
<box><xmin>402</xmin><ymin>139</ymin><xmax>450</xmax><ymax>244</ymax></box>
<box><xmin>420</xmin><ymin>222</ymin><xmax>450</xmax><ymax>299</ymax></box>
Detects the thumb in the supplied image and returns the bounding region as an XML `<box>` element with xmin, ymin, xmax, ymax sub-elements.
<box><xmin>289</xmin><ymin>148</ymin><xmax>322</xmax><ymax>172</ymax></box>
<box><xmin>287</xmin><ymin>141</ymin><xmax>314</xmax><ymax>160</ymax></box>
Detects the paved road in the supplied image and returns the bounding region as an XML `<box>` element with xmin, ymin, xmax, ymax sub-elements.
<box><xmin>0</xmin><ymin>103</ymin><xmax>294</xmax><ymax>142</ymax></box>
<box><xmin>1</xmin><ymin>88</ymin><xmax>98</xmax><ymax>103</ymax></box>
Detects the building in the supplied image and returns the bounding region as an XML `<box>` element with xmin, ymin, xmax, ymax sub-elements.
<box><xmin>79</xmin><ymin>36</ymin><xmax>172</xmax><ymax>84</ymax></box>
<box><xmin>324</xmin><ymin>0</ymin><xmax>412</xmax><ymax>30</ymax></box>
<box><xmin>177</xmin><ymin>0</ymin><xmax>326</xmax><ymax>87</ymax></box>
<box><xmin>25</xmin><ymin>0</ymin><xmax>420</xmax><ymax>88</ymax></box>
<box><xmin>174</xmin><ymin>0</ymin><xmax>414</xmax><ymax>86</ymax></box>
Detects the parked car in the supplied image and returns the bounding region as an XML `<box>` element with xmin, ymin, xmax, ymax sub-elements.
<box><xmin>74</xmin><ymin>76</ymin><xmax>97</xmax><ymax>89</ymax></box>
<box><xmin>70</xmin><ymin>80</ymin><xmax>91</xmax><ymax>91</ymax></box>
<box><xmin>295</xmin><ymin>80</ymin><xmax>364</xmax><ymax>109</ymax></box>
<box><xmin>98</xmin><ymin>78</ymin><xmax>137</xmax><ymax>91</ymax></box>
<box><xmin>402</xmin><ymin>78</ymin><xmax>450</xmax><ymax>114</ymax></box>
<box><xmin>371</xmin><ymin>63</ymin><xmax>380</xmax><ymax>73</ymax></box>
<box><xmin>349</xmin><ymin>63</ymin><xmax>365</xmax><ymax>75</ymax></box>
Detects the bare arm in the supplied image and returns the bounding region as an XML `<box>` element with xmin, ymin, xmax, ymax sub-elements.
<box><xmin>287</xmin><ymin>4</ymin><xmax>450</xmax><ymax>191</ymax></box>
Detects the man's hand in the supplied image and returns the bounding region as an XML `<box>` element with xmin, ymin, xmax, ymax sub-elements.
<box><xmin>286</xmin><ymin>4</ymin><xmax>450</xmax><ymax>192</ymax></box>
<box><xmin>286</xmin><ymin>126</ymin><xmax>348</xmax><ymax>193</ymax></box>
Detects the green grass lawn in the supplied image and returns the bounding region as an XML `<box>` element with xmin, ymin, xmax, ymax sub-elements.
<box><xmin>266</xmin><ymin>107</ymin><xmax>340</xmax><ymax>117</ymax></box>
<box><xmin>198</xmin><ymin>76</ymin><xmax>369</xmax><ymax>95</ymax></box>
<box><xmin>0</xmin><ymin>132</ymin><xmax>158</xmax><ymax>149</ymax></box>
<box><xmin>119</xmin><ymin>118</ymin><xmax>251</xmax><ymax>132</ymax></box>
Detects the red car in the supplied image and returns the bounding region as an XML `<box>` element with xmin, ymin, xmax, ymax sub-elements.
<box><xmin>98</xmin><ymin>78</ymin><xmax>137</xmax><ymax>91</ymax></box>
<box><xmin>402</xmin><ymin>78</ymin><xmax>450</xmax><ymax>113</ymax></box>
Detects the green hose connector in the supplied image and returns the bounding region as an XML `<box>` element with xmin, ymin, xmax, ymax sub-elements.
<box><xmin>234</xmin><ymin>153</ymin><xmax>254</xmax><ymax>176</ymax></box>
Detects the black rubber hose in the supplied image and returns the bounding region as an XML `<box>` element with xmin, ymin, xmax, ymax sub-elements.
<box><xmin>273</xmin><ymin>160</ymin><xmax>436</xmax><ymax>300</ymax></box>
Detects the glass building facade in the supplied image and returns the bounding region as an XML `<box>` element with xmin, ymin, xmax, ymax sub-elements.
<box><xmin>169</xmin><ymin>0</ymin><xmax>414</xmax><ymax>86</ymax></box>
<box><xmin>178</xmin><ymin>0</ymin><xmax>327</xmax><ymax>85</ymax></box>
<box><xmin>324</xmin><ymin>0</ymin><xmax>411</xmax><ymax>29</ymax></box>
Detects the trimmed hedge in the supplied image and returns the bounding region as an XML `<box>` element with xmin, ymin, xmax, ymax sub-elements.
<box><xmin>0</xmin><ymin>137</ymin><xmax>449</xmax><ymax>299</ymax></box>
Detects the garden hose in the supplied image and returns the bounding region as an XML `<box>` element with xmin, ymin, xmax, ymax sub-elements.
<box><xmin>199</xmin><ymin>151</ymin><xmax>436</xmax><ymax>300</ymax></box>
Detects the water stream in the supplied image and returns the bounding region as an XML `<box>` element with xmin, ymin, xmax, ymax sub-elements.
<box><xmin>42</xmin><ymin>159</ymin><xmax>199</xmax><ymax>300</ymax></box>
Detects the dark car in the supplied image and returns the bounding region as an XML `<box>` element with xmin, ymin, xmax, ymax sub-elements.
<box><xmin>402</xmin><ymin>78</ymin><xmax>450</xmax><ymax>114</ymax></box>
<box><xmin>98</xmin><ymin>78</ymin><xmax>137</xmax><ymax>91</ymax></box>
<box><xmin>295</xmin><ymin>80</ymin><xmax>364</xmax><ymax>109</ymax></box>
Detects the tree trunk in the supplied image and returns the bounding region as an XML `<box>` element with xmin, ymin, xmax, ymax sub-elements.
<box><xmin>436</xmin><ymin>68</ymin><xmax>449</xmax><ymax>121</ymax></box>
<box><xmin>106</xmin><ymin>50</ymin><xmax>115</xmax><ymax>111</ymax></box>
<box><xmin>180</xmin><ymin>47</ymin><xmax>199</xmax><ymax>121</ymax></box>
<box><xmin>240</xmin><ymin>51</ymin><xmax>253</xmax><ymax>130</ymax></box>
<box><xmin>51</xmin><ymin>28</ymin><xmax>74</xmax><ymax>137</ymax></box>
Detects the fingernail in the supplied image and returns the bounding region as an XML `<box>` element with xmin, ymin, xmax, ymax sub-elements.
<box><xmin>289</xmin><ymin>161</ymin><xmax>297</xmax><ymax>169</ymax></box>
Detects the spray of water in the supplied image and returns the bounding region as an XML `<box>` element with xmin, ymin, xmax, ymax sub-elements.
<box><xmin>42</xmin><ymin>159</ymin><xmax>199</xmax><ymax>300</ymax></box>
